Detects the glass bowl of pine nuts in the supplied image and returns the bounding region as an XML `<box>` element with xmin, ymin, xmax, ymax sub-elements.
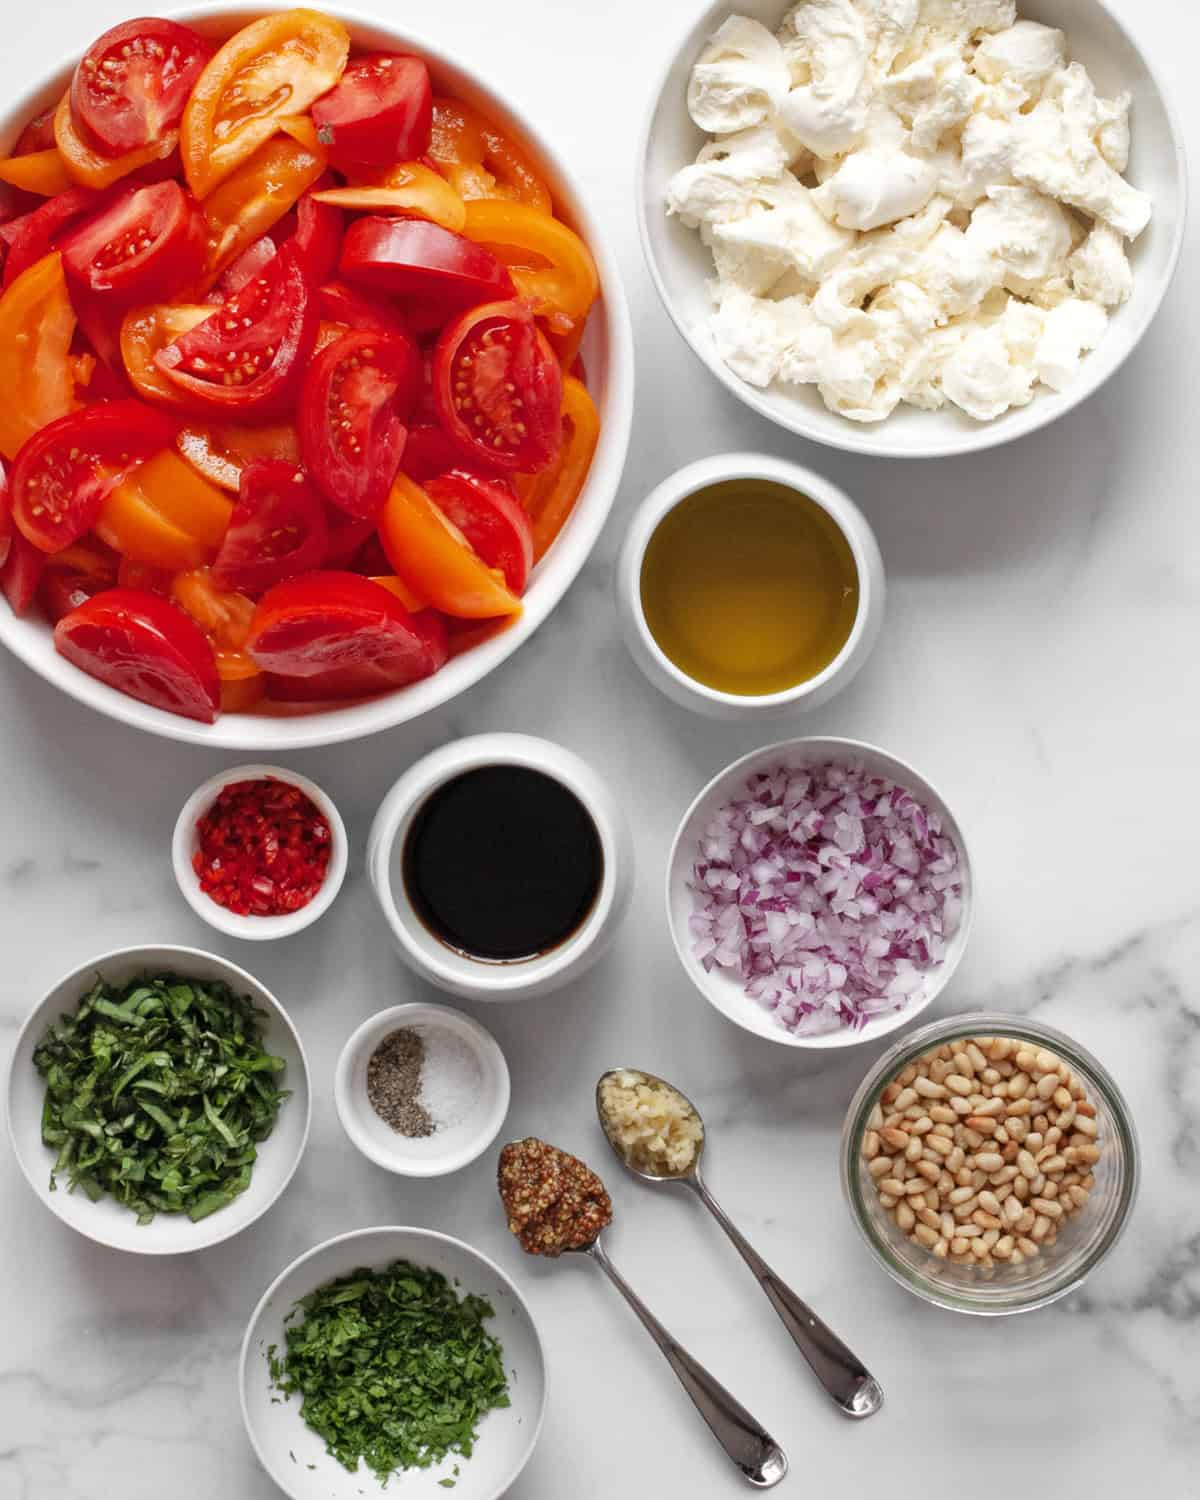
<box><xmin>840</xmin><ymin>1014</ymin><xmax>1139</xmax><ymax>1315</ymax></box>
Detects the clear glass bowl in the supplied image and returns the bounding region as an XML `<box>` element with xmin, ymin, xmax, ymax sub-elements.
<box><xmin>840</xmin><ymin>1013</ymin><xmax>1139</xmax><ymax>1315</ymax></box>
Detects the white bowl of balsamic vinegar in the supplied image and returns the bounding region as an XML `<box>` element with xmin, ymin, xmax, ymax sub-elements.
<box><xmin>367</xmin><ymin>734</ymin><xmax>634</xmax><ymax>1001</ymax></box>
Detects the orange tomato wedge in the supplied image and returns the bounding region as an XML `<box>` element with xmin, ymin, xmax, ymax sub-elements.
<box><xmin>378</xmin><ymin>474</ymin><xmax>521</xmax><ymax>620</ymax></box>
<box><xmin>54</xmin><ymin>94</ymin><xmax>178</xmax><ymax>190</ymax></box>
<box><xmin>429</xmin><ymin>99</ymin><xmax>552</xmax><ymax>213</ymax></box>
<box><xmin>369</xmin><ymin>574</ymin><xmax>429</xmax><ymax>612</ymax></box>
<box><xmin>313</xmin><ymin>162</ymin><xmax>466</xmax><ymax>232</ymax></box>
<box><xmin>460</xmin><ymin>199</ymin><xmax>598</xmax><ymax>335</ymax></box>
<box><xmin>182</xmin><ymin>10</ymin><xmax>350</xmax><ymax>198</ymax></box>
<box><xmin>97</xmin><ymin>451</ymin><xmax>233</xmax><ymax>570</ymax></box>
<box><xmin>176</xmin><ymin>420</ymin><xmax>301</xmax><ymax>492</ymax></box>
<box><xmin>120</xmin><ymin>303</ymin><xmax>214</xmax><ymax>408</ymax></box>
<box><xmin>172</xmin><ymin>566</ymin><xmax>266</xmax><ymax>708</ymax></box>
<box><xmin>199</xmin><ymin>133</ymin><xmax>326</xmax><ymax>286</ymax></box>
<box><xmin>0</xmin><ymin>251</ymin><xmax>78</xmax><ymax>461</ymax></box>
<box><xmin>0</xmin><ymin>148</ymin><xmax>74</xmax><ymax>197</ymax></box>
<box><xmin>517</xmin><ymin>376</ymin><xmax>600</xmax><ymax>562</ymax></box>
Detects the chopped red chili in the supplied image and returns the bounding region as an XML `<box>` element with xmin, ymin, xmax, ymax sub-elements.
<box><xmin>193</xmin><ymin>777</ymin><xmax>332</xmax><ymax>917</ymax></box>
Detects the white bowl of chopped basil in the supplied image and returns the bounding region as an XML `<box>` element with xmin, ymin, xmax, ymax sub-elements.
<box><xmin>240</xmin><ymin>1226</ymin><xmax>547</xmax><ymax>1499</ymax></box>
<box><xmin>4</xmin><ymin>944</ymin><xmax>311</xmax><ymax>1254</ymax></box>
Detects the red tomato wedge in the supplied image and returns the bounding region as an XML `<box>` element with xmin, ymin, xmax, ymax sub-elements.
<box><xmin>247</xmin><ymin>570</ymin><xmax>448</xmax><ymax>689</ymax></box>
<box><xmin>176</xmin><ymin>420</ymin><xmax>299</xmax><ymax>491</ymax></box>
<box><xmin>291</xmin><ymin>189</ymin><xmax>342</xmax><ymax>283</ymax></box>
<box><xmin>317</xmin><ymin>279</ymin><xmax>409</xmax><ymax>336</ymax></box>
<box><xmin>155</xmin><ymin>244</ymin><xmax>317</xmax><ymax>415</ymax></box>
<box><xmin>61</xmin><ymin>181</ymin><xmax>206</xmax><ymax>305</ymax></box>
<box><xmin>120</xmin><ymin>301</ymin><xmax>213</xmax><ymax>407</ymax></box>
<box><xmin>400</xmin><ymin>422</ymin><xmax>463</xmax><ymax>485</ymax></box>
<box><xmin>0</xmin><ymin>459</ymin><xmax>10</xmax><ymax>569</ymax></box>
<box><xmin>432</xmin><ymin>299</ymin><xmax>562</xmax><ymax>474</ymax></box>
<box><xmin>10</xmin><ymin>399</ymin><xmax>175</xmax><ymax>553</ymax></box>
<box><xmin>54</xmin><ymin>585</ymin><xmax>220</xmax><ymax>722</ymax></box>
<box><xmin>211</xmin><ymin>459</ymin><xmax>328</xmax><ymax>594</ymax></box>
<box><xmin>311</xmin><ymin>54</ymin><xmax>432</xmax><ymax>171</ymax></box>
<box><xmin>37</xmin><ymin>537</ymin><xmax>120</xmax><ymax>623</ymax></box>
<box><xmin>379</xmin><ymin>473</ymin><xmax>521</xmax><ymax>619</ymax></box>
<box><xmin>15</xmin><ymin>109</ymin><xmax>58</xmax><ymax>158</ymax></box>
<box><xmin>339</xmin><ymin>217</ymin><xmax>514</xmax><ymax>312</ymax></box>
<box><xmin>71</xmin><ymin>19</ymin><xmax>213</xmax><ymax>156</ymax></box>
<box><xmin>300</xmin><ymin>328</ymin><xmax>421</xmax><ymax>521</ymax></box>
<box><xmin>2</xmin><ymin>186</ymin><xmax>106</xmax><ymax>291</ymax></box>
<box><xmin>182</xmin><ymin>11</ymin><xmax>350</xmax><ymax>199</ymax></box>
<box><xmin>425</xmin><ymin>470</ymin><xmax>533</xmax><ymax>594</ymax></box>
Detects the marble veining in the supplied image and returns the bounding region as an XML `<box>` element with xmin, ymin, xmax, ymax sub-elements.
<box><xmin>2</xmin><ymin>0</ymin><xmax>1200</xmax><ymax>1496</ymax></box>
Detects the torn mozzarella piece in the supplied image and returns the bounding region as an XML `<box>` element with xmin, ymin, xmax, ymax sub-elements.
<box><xmin>707</xmin><ymin>175</ymin><xmax>857</xmax><ymax>293</ymax></box>
<box><xmin>941</xmin><ymin>321</ymin><xmax>1037</xmax><ymax>420</ymax></box>
<box><xmin>709</xmin><ymin>287</ymin><xmax>829</xmax><ymax>387</ymax></box>
<box><xmin>777</xmin><ymin>0</ymin><xmax>871</xmax><ymax>157</ymax></box>
<box><xmin>1069</xmin><ymin>223</ymin><xmax>1133</xmax><ymax>308</ymax></box>
<box><xmin>667</xmin><ymin>126</ymin><xmax>796</xmax><ymax>227</ymax></box>
<box><xmin>1034</xmin><ymin>297</ymin><xmax>1109</xmax><ymax>390</ymax></box>
<box><xmin>812</xmin><ymin>147</ymin><xmax>938</xmax><ymax>230</ymax></box>
<box><xmin>973</xmin><ymin>20</ymin><xmax>1066</xmax><ymax>96</ymax></box>
<box><xmin>688</xmin><ymin>17</ymin><xmax>791</xmax><ymax>134</ymax></box>
<box><xmin>964</xmin><ymin>185</ymin><xmax>1077</xmax><ymax>296</ymax></box>
<box><xmin>912</xmin><ymin>221</ymin><xmax>1000</xmax><ymax>317</ymax></box>
<box><xmin>885</xmin><ymin>46</ymin><xmax>981</xmax><ymax>150</ymax></box>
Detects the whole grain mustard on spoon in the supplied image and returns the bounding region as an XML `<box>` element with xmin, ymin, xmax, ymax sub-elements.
<box><xmin>597</xmin><ymin>1069</ymin><xmax>883</xmax><ymax>1419</ymax></box>
<box><xmin>497</xmin><ymin>1138</ymin><xmax>787</xmax><ymax>1488</ymax></box>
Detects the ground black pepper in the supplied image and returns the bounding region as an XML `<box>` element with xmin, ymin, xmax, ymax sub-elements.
<box><xmin>367</xmin><ymin>1028</ymin><xmax>434</xmax><ymax>1138</ymax></box>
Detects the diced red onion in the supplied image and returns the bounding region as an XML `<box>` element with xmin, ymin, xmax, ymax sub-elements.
<box><xmin>689</xmin><ymin>762</ymin><xmax>964</xmax><ymax>1037</ymax></box>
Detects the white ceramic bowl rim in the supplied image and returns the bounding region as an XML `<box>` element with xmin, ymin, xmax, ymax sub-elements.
<box><xmin>239</xmin><ymin>1225</ymin><xmax>547</xmax><ymax>1499</ymax></box>
<box><xmin>334</xmin><ymin>1002</ymin><xmax>511</xmax><ymax>1176</ymax></box>
<box><xmin>665</xmin><ymin>736</ymin><xmax>976</xmax><ymax>1050</ymax></box>
<box><xmin>625</xmin><ymin>452</ymin><xmax>880</xmax><ymax>708</ymax></box>
<box><xmin>371</xmin><ymin>734</ymin><xmax>623</xmax><ymax>994</ymax></box>
<box><xmin>0</xmin><ymin>1</ymin><xmax>634</xmax><ymax>749</ymax></box>
<box><xmin>172</xmin><ymin>763</ymin><xmax>349</xmax><ymax>940</ymax></box>
<box><xmin>635</xmin><ymin>0</ymin><xmax>1190</xmax><ymax>461</ymax></box>
<box><xmin>4</xmin><ymin>942</ymin><xmax>312</xmax><ymax>1253</ymax></box>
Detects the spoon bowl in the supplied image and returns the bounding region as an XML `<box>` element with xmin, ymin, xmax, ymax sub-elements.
<box><xmin>596</xmin><ymin>1068</ymin><xmax>884</xmax><ymax>1420</ymax></box>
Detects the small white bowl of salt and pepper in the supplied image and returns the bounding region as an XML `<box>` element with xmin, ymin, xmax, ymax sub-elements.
<box><xmin>334</xmin><ymin>1002</ymin><xmax>510</xmax><ymax>1177</ymax></box>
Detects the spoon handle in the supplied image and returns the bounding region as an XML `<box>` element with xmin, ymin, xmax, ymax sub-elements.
<box><xmin>586</xmin><ymin>1237</ymin><xmax>787</xmax><ymax>1488</ymax></box>
<box><xmin>689</xmin><ymin>1174</ymin><xmax>884</xmax><ymax>1419</ymax></box>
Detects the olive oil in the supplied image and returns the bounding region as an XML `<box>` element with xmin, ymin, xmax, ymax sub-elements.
<box><xmin>639</xmin><ymin>479</ymin><xmax>860</xmax><ymax>697</ymax></box>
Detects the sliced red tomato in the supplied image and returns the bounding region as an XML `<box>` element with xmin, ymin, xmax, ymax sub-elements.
<box><xmin>318</xmin><ymin>279</ymin><xmax>409</xmax><ymax>336</ymax></box>
<box><xmin>291</xmin><ymin>188</ymin><xmax>342</xmax><ymax>283</ymax></box>
<box><xmin>0</xmin><ymin>149</ymin><xmax>75</xmax><ymax>199</ymax></box>
<box><xmin>15</xmin><ymin>109</ymin><xmax>58</xmax><ymax>157</ymax></box>
<box><xmin>379</xmin><ymin>473</ymin><xmax>522</xmax><ymax>619</ymax></box>
<box><xmin>0</xmin><ymin>252</ymin><xmax>79</xmax><ymax>460</ymax></box>
<box><xmin>71</xmin><ymin>19</ymin><xmax>212</xmax><ymax>156</ymax></box>
<box><xmin>311</xmin><ymin>53</ymin><xmax>431</xmax><ymax>171</ymax></box>
<box><xmin>176</xmin><ymin>419</ymin><xmax>299</xmax><ymax>491</ymax></box>
<box><xmin>425</xmin><ymin>470</ymin><xmax>532</xmax><ymax>594</ymax></box>
<box><xmin>97</xmin><ymin>448</ymin><xmax>232</xmax><ymax>569</ymax></box>
<box><xmin>211</xmin><ymin>459</ymin><xmax>328</xmax><ymax>594</ymax></box>
<box><xmin>182</xmin><ymin>11</ymin><xmax>350</xmax><ymax>199</ymax></box>
<box><xmin>429</xmin><ymin>98</ymin><xmax>552</xmax><ymax>213</ymax></box>
<box><xmin>120</xmin><ymin>301</ymin><xmax>213</xmax><ymax>407</ymax></box>
<box><xmin>205</xmin><ymin>234</ymin><xmax>277</xmax><ymax>302</ymax></box>
<box><xmin>299</xmin><ymin>328</ymin><xmax>421</xmax><ymax>521</ymax></box>
<box><xmin>197</xmin><ymin>133</ymin><xmax>325</xmax><ymax>287</ymax></box>
<box><xmin>55</xmin><ymin>93</ymin><xmax>179</xmax><ymax>192</ymax></box>
<box><xmin>61</xmin><ymin>181</ymin><xmax>206</xmax><ymax>306</ymax></box>
<box><xmin>0</xmin><ymin>459</ymin><xmax>10</xmax><ymax>570</ymax></box>
<box><xmin>1</xmin><ymin>186</ymin><xmax>107</xmax><ymax>290</ymax></box>
<box><xmin>54</xmin><ymin>586</ymin><xmax>220</xmax><ymax>722</ymax></box>
<box><xmin>400</xmin><ymin>421</ymin><xmax>463</xmax><ymax>484</ymax></box>
<box><xmin>517</xmin><ymin>374</ymin><xmax>600</xmax><ymax>561</ymax></box>
<box><xmin>156</xmin><ymin>244</ymin><xmax>317</xmax><ymax>415</ymax></box>
<box><xmin>248</xmin><ymin>570</ymin><xmax>448</xmax><ymax>692</ymax></box>
<box><xmin>324</xmin><ymin>511</ymin><xmax>375</xmax><ymax>567</ymax></box>
<box><xmin>1</xmin><ymin>530</ymin><xmax>46</xmax><ymax>612</ymax></box>
<box><xmin>339</xmin><ymin>217</ymin><xmax>514</xmax><ymax>317</ymax></box>
<box><xmin>117</xmin><ymin>556</ymin><xmax>173</xmax><ymax>593</ymax></box>
<box><xmin>432</xmin><ymin>299</ymin><xmax>562</xmax><ymax>474</ymax></box>
<box><xmin>313</xmin><ymin>162</ymin><xmax>463</xmax><ymax>231</ymax></box>
<box><xmin>37</xmin><ymin>537</ymin><xmax>119</xmax><ymax>623</ymax></box>
<box><xmin>9</xmin><ymin>399</ymin><xmax>175</xmax><ymax>553</ymax></box>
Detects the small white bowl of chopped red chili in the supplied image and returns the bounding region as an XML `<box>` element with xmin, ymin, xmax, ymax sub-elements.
<box><xmin>173</xmin><ymin>765</ymin><xmax>348</xmax><ymax>941</ymax></box>
<box><xmin>334</xmin><ymin>1002</ymin><xmax>511</xmax><ymax>1177</ymax></box>
<box><xmin>667</xmin><ymin>738</ymin><xmax>975</xmax><ymax>1051</ymax></box>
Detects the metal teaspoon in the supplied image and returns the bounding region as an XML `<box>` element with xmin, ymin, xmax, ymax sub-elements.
<box><xmin>596</xmin><ymin>1069</ymin><xmax>884</xmax><ymax>1420</ymax></box>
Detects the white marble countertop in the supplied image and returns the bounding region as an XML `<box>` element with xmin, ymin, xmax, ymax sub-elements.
<box><xmin>2</xmin><ymin>2</ymin><xmax>1198</xmax><ymax>1497</ymax></box>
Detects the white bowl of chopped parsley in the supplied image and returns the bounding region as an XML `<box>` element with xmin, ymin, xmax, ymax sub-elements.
<box><xmin>4</xmin><ymin>944</ymin><xmax>311</xmax><ymax>1254</ymax></box>
<box><xmin>240</xmin><ymin>1226</ymin><xmax>547</xmax><ymax>1499</ymax></box>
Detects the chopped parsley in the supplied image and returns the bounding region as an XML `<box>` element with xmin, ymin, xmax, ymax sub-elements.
<box><xmin>268</xmin><ymin>1261</ymin><xmax>510</xmax><ymax>1483</ymax></box>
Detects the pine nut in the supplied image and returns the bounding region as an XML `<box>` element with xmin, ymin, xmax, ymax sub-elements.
<box><xmin>1036</xmin><ymin>1073</ymin><xmax>1059</xmax><ymax>1101</ymax></box>
<box><xmin>916</xmin><ymin>1160</ymin><xmax>941</xmax><ymax>1182</ymax></box>
<box><xmin>881</xmin><ymin>1127</ymin><xmax>909</xmax><ymax>1150</ymax></box>
<box><xmin>1032</xmin><ymin>1215</ymin><xmax>1051</xmax><ymax>1241</ymax></box>
<box><xmin>864</xmin><ymin>1132</ymin><xmax>881</xmax><ymax>1159</ymax></box>
<box><xmin>1017</xmin><ymin>1236</ymin><xmax>1038</xmax><ymax>1256</ymax></box>
<box><xmin>929</xmin><ymin>1104</ymin><xmax>957</xmax><ymax>1124</ymax></box>
<box><xmin>946</xmin><ymin>1073</ymin><xmax>973</xmax><ymax>1095</ymax></box>
<box><xmin>914</xmin><ymin>1224</ymin><xmax>939</xmax><ymax>1248</ymax></box>
<box><xmin>1032</xmin><ymin>1197</ymin><xmax>1063</xmax><ymax>1219</ymax></box>
<box><xmin>896</xmin><ymin>1203</ymin><xmax>916</xmax><ymax>1231</ymax></box>
<box><xmin>975</xmin><ymin>1152</ymin><xmax>1004</xmax><ymax>1172</ymax></box>
<box><xmin>949</xmin><ymin>1185</ymin><xmax>976</xmax><ymax>1205</ymax></box>
<box><xmin>977</xmin><ymin>1191</ymin><xmax>1001</xmax><ymax>1216</ymax></box>
<box><xmin>1018</xmin><ymin>1149</ymin><xmax>1038</xmax><ymax>1179</ymax></box>
<box><xmin>911</xmin><ymin>1116</ymin><xmax>934</xmax><ymax>1136</ymax></box>
<box><xmin>893</xmin><ymin>1087</ymin><xmax>918</xmax><ymax>1109</ymax></box>
<box><xmin>918</xmin><ymin>1207</ymin><xmax>940</xmax><ymax>1230</ymax></box>
<box><xmin>878</xmin><ymin>1194</ymin><xmax>897</xmax><ymax>1208</ymax></box>
<box><xmin>1004</xmin><ymin>1196</ymin><xmax>1024</xmax><ymax>1223</ymax></box>
<box><xmin>1035</xmin><ymin>1049</ymin><xmax>1060</xmax><ymax>1075</ymax></box>
<box><xmin>906</xmin><ymin>1136</ymin><xmax>924</xmax><ymax>1162</ymax></box>
<box><xmin>993</xmin><ymin>1235</ymin><xmax>1014</xmax><ymax>1259</ymax></box>
<box><xmin>915</xmin><ymin>1076</ymin><xmax>948</xmax><ymax>1099</ymax></box>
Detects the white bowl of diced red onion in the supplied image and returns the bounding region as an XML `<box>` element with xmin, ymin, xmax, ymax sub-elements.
<box><xmin>666</xmin><ymin>738</ymin><xmax>974</xmax><ymax>1050</ymax></box>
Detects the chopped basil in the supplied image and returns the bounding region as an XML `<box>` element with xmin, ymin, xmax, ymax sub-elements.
<box><xmin>33</xmin><ymin>972</ymin><xmax>287</xmax><ymax>1224</ymax></box>
<box><xmin>268</xmin><ymin>1261</ymin><xmax>510</xmax><ymax>1483</ymax></box>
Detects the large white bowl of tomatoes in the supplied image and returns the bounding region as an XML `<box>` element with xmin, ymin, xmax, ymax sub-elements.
<box><xmin>0</xmin><ymin>6</ymin><xmax>633</xmax><ymax>747</ymax></box>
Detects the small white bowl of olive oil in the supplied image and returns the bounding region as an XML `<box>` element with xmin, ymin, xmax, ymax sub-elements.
<box><xmin>615</xmin><ymin>454</ymin><xmax>885</xmax><ymax>719</ymax></box>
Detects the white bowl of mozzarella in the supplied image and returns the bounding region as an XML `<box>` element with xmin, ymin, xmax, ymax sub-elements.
<box><xmin>638</xmin><ymin>0</ymin><xmax>1187</xmax><ymax>457</ymax></box>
